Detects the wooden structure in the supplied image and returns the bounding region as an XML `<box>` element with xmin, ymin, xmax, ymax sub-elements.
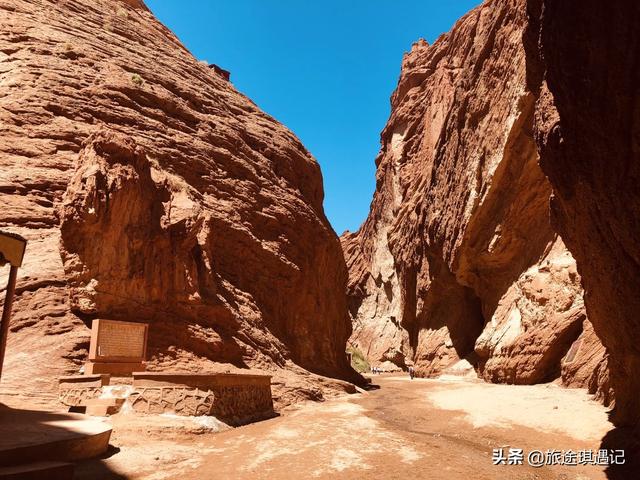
<box><xmin>0</xmin><ymin>231</ymin><xmax>27</xmax><ymax>380</ymax></box>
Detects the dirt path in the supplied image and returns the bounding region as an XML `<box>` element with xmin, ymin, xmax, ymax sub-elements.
<box><xmin>78</xmin><ymin>376</ymin><xmax>613</xmax><ymax>479</ymax></box>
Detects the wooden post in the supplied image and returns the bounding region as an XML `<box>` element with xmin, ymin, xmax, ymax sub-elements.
<box><xmin>0</xmin><ymin>265</ymin><xmax>19</xmax><ymax>380</ymax></box>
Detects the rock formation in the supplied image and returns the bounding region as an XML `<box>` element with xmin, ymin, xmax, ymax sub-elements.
<box><xmin>0</xmin><ymin>0</ymin><xmax>356</xmax><ymax>408</ymax></box>
<box><xmin>343</xmin><ymin>0</ymin><xmax>611</xmax><ymax>397</ymax></box>
<box><xmin>525</xmin><ymin>0</ymin><xmax>640</xmax><ymax>429</ymax></box>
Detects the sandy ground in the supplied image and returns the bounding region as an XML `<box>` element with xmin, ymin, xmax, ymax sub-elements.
<box><xmin>77</xmin><ymin>375</ymin><xmax>616</xmax><ymax>479</ymax></box>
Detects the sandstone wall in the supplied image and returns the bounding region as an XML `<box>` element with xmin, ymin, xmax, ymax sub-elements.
<box><xmin>0</xmin><ymin>0</ymin><xmax>356</xmax><ymax>406</ymax></box>
<box><xmin>525</xmin><ymin>0</ymin><xmax>640</xmax><ymax>427</ymax></box>
<box><xmin>343</xmin><ymin>0</ymin><xmax>609</xmax><ymax>393</ymax></box>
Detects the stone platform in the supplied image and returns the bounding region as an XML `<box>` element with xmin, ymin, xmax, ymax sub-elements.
<box><xmin>0</xmin><ymin>461</ymin><xmax>74</xmax><ymax>479</ymax></box>
<box><xmin>59</xmin><ymin>371</ymin><xmax>274</xmax><ymax>426</ymax></box>
<box><xmin>0</xmin><ymin>406</ymin><xmax>112</xmax><ymax>467</ymax></box>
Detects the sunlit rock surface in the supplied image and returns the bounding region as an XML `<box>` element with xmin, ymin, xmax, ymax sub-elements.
<box><xmin>342</xmin><ymin>0</ymin><xmax>610</xmax><ymax>399</ymax></box>
<box><xmin>0</xmin><ymin>0</ymin><xmax>356</xmax><ymax>408</ymax></box>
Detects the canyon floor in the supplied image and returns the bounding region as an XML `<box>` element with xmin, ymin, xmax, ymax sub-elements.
<box><xmin>74</xmin><ymin>375</ymin><xmax>618</xmax><ymax>480</ymax></box>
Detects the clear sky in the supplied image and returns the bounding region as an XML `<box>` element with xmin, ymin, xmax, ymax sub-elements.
<box><xmin>145</xmin><ymin>0</ymin><xmax>480</xmax><ymax>235</ymax></box>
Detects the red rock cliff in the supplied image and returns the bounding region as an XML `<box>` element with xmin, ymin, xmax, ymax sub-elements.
<box><xmin>0</xmin><ymin>0</ymin><xmax>355</xmax><ymax>407</ymax></box>
<box><xmin>525</xmin><ymin>0</ymin><xmax>640</xmax><ymax>428</ymax></box>
<box><xmin>343</xmin><ymin>0</ymin><xmax>609</xmax><ymax>396</ymax></box>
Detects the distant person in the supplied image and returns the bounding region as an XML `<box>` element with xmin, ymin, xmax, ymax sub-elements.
<box><xmin>408</xmin><ymin>366</ymin><xmax>415</xmax><ymax>380</ymax></box>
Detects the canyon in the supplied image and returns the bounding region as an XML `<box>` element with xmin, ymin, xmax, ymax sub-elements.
<box><xmin>525</xmin><ymin>0</ymin><xmax>640</xmax><ymax>432</ymax></box>
<box><xmin>0</xmin><ymin>0</ymin><xmax>639</xmax><ymax>476</ymax></box>
<box><xmin>0</xmin><ymin>0</ymin><xmax>357</xmax><ymax>410</ymax></box>
<box><xmin>345</xmin><ymin>0</ymin><xmax>638</xmax><ymax>436</ymax></box>
<box><xmin>343</xmin><ymin>0</ymin><xmax>606</xmax><ymax>393</ymax></box>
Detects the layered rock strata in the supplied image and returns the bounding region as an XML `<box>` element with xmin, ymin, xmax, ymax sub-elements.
<box><xmin>525</xmin><ymin>0</ymin><xmax>640</xmax><ymax>427</ymax></box>
<box><xmin>343</xmin><ymin>0</ymin><xmax>609</xmax><ymax>395</ymax></box>
<box><xmin>0</xmin><ymin>0</ymin><xmax>355</xmax><ymax>407</ymax></box>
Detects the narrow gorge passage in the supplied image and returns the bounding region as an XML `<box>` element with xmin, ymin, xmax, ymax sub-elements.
<box><xmin>0</xmin><ymin>0</ymin><xmax>639</xmax><ymax>478</ymax></box>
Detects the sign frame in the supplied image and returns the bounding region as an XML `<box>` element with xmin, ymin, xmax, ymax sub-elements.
<box><xmin>88</xmin><ymin>319</ymin><xmax>149</xmax><ymax>364</ymax></box>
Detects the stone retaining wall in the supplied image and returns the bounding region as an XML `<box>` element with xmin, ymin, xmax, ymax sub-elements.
<box><xmin>59</xmin><ymin>374</ymin><xmax>110</xmax><ymax>407</ymax></box>
<box><xmin>130</xmin><ymin>373</ymin><xmax>274</xmax><ymax>425</ymax></box>
<box><xmin>128</xmin><ymin>386</ymin><xmax>215</xmax><ymax>416</ymax></box>
<box><xmin>58</xmin><ymin>372</ymin><xmax>274</xmax><ymax>425</ymax></box>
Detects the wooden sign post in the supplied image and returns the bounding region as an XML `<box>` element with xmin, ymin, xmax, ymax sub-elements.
<box><xmin>0</xmin><ymin>231</ymin><xmax>27</xmax><ymax>381</ymax></box>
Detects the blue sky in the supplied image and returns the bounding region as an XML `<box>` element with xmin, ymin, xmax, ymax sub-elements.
<box><xmin>145</xmin><ymin>1</ymin><xmax>480</xmax><ymax>234</ymax></box>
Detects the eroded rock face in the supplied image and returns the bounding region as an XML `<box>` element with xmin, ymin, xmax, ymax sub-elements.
<box><xmin>343</xmin><ymin>0</ymin><xmax>608</xmax><ymax>391</ymax></box>
<box><xmin>561</xmin><ymin>320</ymin><xmax>612</xmax><ymax>406</ymax></box>
<box><xmin>0</xmin><ymin>0</ymin><xmax>355</xmax><ymax>407</ymax></box>
<box><xmin>525</xmin><ymin>0</ymin><xmax>640</xmax><ymax>427</ymax></box>
<box><xmin>475</xmin><ymin>238</ymin><xmax>586</xmax><ymax>384</ymax></box>
<box><xmin>342</xmin><ymin>230</ymin><xmax>409</xmax><ymax>370</ymax></box>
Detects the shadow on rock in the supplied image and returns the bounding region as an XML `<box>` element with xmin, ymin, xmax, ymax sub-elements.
<box><xmin>601</xmin><ymin>423</ymin><xmax>640</xmax><ymax>480</ymax></box>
